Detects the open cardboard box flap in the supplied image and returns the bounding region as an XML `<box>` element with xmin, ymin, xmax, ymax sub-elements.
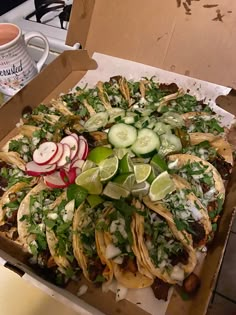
<box><xmin>66</xmin><ymin>0</ymin><xmax>236</xmax><ymax>89</ymax></box>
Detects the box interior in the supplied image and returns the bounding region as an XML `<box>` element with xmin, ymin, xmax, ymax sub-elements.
<box><xmin>0</xmin><ymin>48</ymin><xmax>236</xmax><ymax>315</ymax></box>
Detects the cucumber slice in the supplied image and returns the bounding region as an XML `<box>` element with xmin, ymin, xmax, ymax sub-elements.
<box><xmin>84</xmin><ymin>112</ymin><xmax>109</xmax><ymax>132</ymax></box>
<box><xmin>158</xmin><ymin>134</ymin><xmax>182</xmax><ymax>156</ymax></box>
<box><xmin>108</xmin><ymin>123</ymin><xmax>137</xmax><ymax>148</ymax></box>
<box><xmin>108</xmin><ymin>108</ymin><xmax>125</xmax><ymax>123</ymax></box>
<box><xmin>131</xmin><ymin>128</ymin><xmax>160</xmax><ymax>157</ymax></box>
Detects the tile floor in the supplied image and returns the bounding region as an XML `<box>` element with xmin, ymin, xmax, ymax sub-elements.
<box><xmin>207</xmin><ymin>217</ymin><xmax>236</xmax><ymax>315</ymax></box>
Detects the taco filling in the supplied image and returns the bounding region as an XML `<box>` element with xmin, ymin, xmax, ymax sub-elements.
<box><xmin>73</xmin><ymin>202</ymin><xmax>110</xmax><ymax>285</ymax></box>
<box><xmin>169</xmin><ymin>160</ymin><xmax>224</xmax><ymax>224</ymax></box>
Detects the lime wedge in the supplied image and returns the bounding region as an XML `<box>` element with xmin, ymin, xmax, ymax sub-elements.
<box><xmin>82</xmin><ymin>160</ymin><xmax>96</xmax><ymax>172</ymax></box>
<box><xmin>113</xmin><ymin>173</ymin><xmax>136</xmax><ymax>190</ymax></box>
<box><xmin>99</xmin><ymin>156</ymin><xmax>119</xmax><ymax>182</ymax></box>
<box><xmin>133</xmin><ymin>164</ymin><xmax>152</xmax><ymax>184</ymax></box>
<box><xmin>113</xmin><ymin>148</ymin><xmax>135</xmax><ymax>160</ymax></box>
<box><xmin>150</xmin><ymin>154</ymin><xmax>168</xmax><ymax>173</ymax></box>
<box><xmin>131</xmin><ymin>181</ymin><xmax>150</xmax><ymax>197</ymax></box>
<box><xmin>149</xmin><ymin>171</ymin><xmax>176</xmax><ymax>201</ymax></box>
<box><xmin>87</xmin><ymin>146</ymin><xmax>113</xmax><ymax>164</ymax></box>
<box><xmin>87</xmin><ymin>195</ymin><xmax>104</xmax><ymax>208</ymax></box>
<box><xmin>146</xmin><ymin>166</ymin><xmax>156</xmax><ymax>184</ymax></box>
<box><xmin>75</xmin><ymin>167</ymin><xmax>103</xmax><ymax>194</ymax></box>
<box><xmin>103</xmin><ymin>182</ymin><xmax>130</xmax><ymax>199</ymax></box>
<box><xmin>119</xmin><ymin>153</ymin><xmax>134</xmax><ymax>173</ymax></box>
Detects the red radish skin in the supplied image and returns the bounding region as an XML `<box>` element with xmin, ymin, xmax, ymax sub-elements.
<box><xmin>26</xmin><ymin>161</ymin><xmax>57</xmax><ymax>176</ymax></box>
<box><xmin>44</xmin><ymin>171</ymin><xmax>69</xmax><ymax>189</ymax></box>
<box><xmin>33</xmin><ymin>141</ymin><xmax>58</xmax><ymax>165</ymax></box>
<box><xmin>76</xmin><ymin>138</ymin><xmax>88</xmax><ymax>160</ymax></box>
<box><xmin>60</xmin><ymin>135</ymin><xmax>78</xmax><ymax>161</ymax></box>
<box><xmin>57</xmin><ymin>143</ymin><xmax>71</xmax><ymax>168</ymax></box>
<box><xmin>48</xmin><ymin>143</ymin><xmax>64</xmax><ymax>165</ymax></box>
<box><xmin>70</xmin><ymin>133</ymin><xmax>79</xmax><ymax>142</ymax></box>
<box><xmin>60</xmin><ymin>168</ymin><xmax>77</xmax><ymax>184</ymax></box>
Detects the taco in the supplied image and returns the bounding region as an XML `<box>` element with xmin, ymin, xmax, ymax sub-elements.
<box><xmin>132</xmin><ymin>200</ymin><xmax>197</xmax><ymax>285</ymax></box>
<box><xmin>182</xmin><ymin>112</ymin><xmax>225</xmax><ymax>136</ymax></box>
<box><xmin>44</xmin><ymin>192</ymin><xmax>80</xmax><ymax>277</ymax></box>
<box><xmin>0</xmin><ymin>152</ymin><xmax>36</xmax><ymax>235</ymax></box>
<box><xmin>17</xmin><ymin>181</ymin><xmax>64</xmax><ymax>264</ymax></box>
<box><xmin>143</xmin><ymin>175</ymin><xmax>212</xmax><ymax>249</ymax></box>
<box><xmin>72</xmin><ymin>201</ymin><xmax>113</xmax><ymax>287</ymax></box>
<box><xmin>167</xmin><ymin>154</ymin><xmax>225</xmax><ymax>227</ymax></box>
<box><xmin>183</xmin><ymin>134</ymin><xmax>233</xmax><ymax>179</ymax></box>
<box><xmin>96</xmin><ymin>199</ymin><xmax>153</xmax><ymax>289</ymax></box>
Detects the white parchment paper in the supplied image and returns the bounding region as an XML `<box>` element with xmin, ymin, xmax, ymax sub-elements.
<box><xmin>71</xmin><ymin>53</ymin><xmax>235</xmax><ymax>315</ymax></box>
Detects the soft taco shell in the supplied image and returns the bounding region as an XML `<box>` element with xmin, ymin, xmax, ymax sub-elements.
<box><xmin>133</xmin><ymin>210</ymin><xmax>197</xmax><ymax>284</ymax></box>
<box><xmin>0</xmin><ymin>182</ymin><xmax>31</xmax><ymax>226</ymax></box>
<box><xmin>0</xmin><ymin>151</ymin><xmax>25</xmax><ymax>171</ymax></box>
<box><xmin>167</xmin><ymin>154</ymin><xmax>225</xmax><ymax>198</ymax></box>
<box><xmin>101</xmin><ymin>208</ymin><xmax>153</xmax><ymax>289</ymax></box>
<box><xmin>189</xmin><ymin>133</ymin><xmax>233</xmax><ymax>165</ymax></box>
<box><xmin>143</xmin><ymin>175</ymin><xmax>212</xmax><ymax>248</ymax></box>
<box><xmin>72</xmin><ymin>203</ymin><xmax>113</xmax><ymax>284</ymax></box>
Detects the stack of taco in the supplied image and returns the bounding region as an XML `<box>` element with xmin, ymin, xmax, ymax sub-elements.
<box><xmin>0</xmin><ymin>75</ymin><xmax>234</xmax><ymax>302</ymax></box>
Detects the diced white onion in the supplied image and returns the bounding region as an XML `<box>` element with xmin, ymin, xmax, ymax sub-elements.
<box><xmin>47</xmin><ymin>213</ymin><xmax>58</xmax><ymax>220</ymax></box>
<box><xmin>113</xmin><ymin>256</ymin><xmax>124</xmax><ymax>264</ymax></box>
<box><xmin>186</xmin><ymin>201</ymin><xmax>203</xmax><ymax>221</ymax></box>
<box><xmin>77</xmin><ymin>284</ymin><xmax>88</xmax><ymax>297</ymax></box>
<box><xmin>168</xmin><ymin>159</ymin><xmax>179</xmax><ymax>169</ymax></box>
<box><xmin>170</xmin><ymin>265</ymin><xmax>185</xmax><ymax>282</ymax></box>
<box><xmin>105</xmin><ymin>244</ymin><xmax>122</xmax><ymax>260</ymax></box>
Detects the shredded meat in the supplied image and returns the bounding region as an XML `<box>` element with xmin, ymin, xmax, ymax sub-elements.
<box><xmin>211</xmin><ymin>155</ymin><xmax>232</xmax><ymax>180</ymax></box>
<box><xmin>201</xmin><ymin>182</ymin><xmax>210</xmax><ymax>194</ymax></box>
<box><xmin>151</xmin><ymin>277</ymin><xmax>171</xmax><ymax>301</ymax></box>
<box><xmin>188</xmin><ymin>221</ymin><xmax>206</xmax><ymax>247</ymax></box>
<box><xmin>121</xmin><ymin>256</ymin><xmax>138</xmax><ymax>273</ymax></box>
<box><xmin>158</xmin><ymin>83</ymin><xmax>179</xmax><ymax>93</ymax></box>
<box><xmin>0</xmin><ymin>222</ymin><xmax>12</xmax><ymax>232</ymax></box>
<box><xmin>183</xmin><ymin>273</ymin><xmax>201</xmax><ymax>294</ymax></box>
<box><xmin>88</xmin><ymin>257</ymin><xmax>105</xmax><ymax>282</ymax></box>
<box><xmin>170</xmin><ymin>249</ymin><xmax>189</xmax><ymax>266</ymax></box>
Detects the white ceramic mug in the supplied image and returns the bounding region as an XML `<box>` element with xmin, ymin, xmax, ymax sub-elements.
<box><xmin>0</xmin><ymin>23</ymin><xmax>49</xmax><ymax>96</ymax></box>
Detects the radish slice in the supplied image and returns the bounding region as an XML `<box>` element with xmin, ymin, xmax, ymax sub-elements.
<box><xmin>57</xmin><ymin>143</ymin><xmax>71</xmax><ymax>168</ymax></box>
<box><xmin>70</xmin><ymin>133</ymin><xmax>79</xmax><ymax>142</ymax></box>
<box><xmin>59</xmin><ymin>169</ymin><xmax>70</xmax><ymax>185</ymax></box>
<box><xmin>60</xmin><ymin>135</ymin><xmax>78</xmax><ymax>161</ymax></box>
<box><xmin>68</xmin><ymin>167</ymin><xmax>77</xmax><ymax>184</ymax></box>
<box><xmin>48</xmin><ymin>143</ymin><xmax>64</xmax><ymax>165</ymax></box>
<box><xmin>44</xmin><ymin>171</ymin><xmax>69</xmax><ymax>188</ymax></box>
<box><xmin>76</xmin><ymin>138</ymin><xmax>88</xmax><ymax>160</ymax></box>
<box><xmin>33</xmin><ymin>141</ymin><xmax>58</xmax><ymax>165</ymax></box>
<box><xmin>71</xmin><ymin>158</ymin><xmax>85</xmax><ymax>169</ymax></box>
<box><xmin>26</xmin><ymin>161</ymin><xmax>57</xmax><ymax>176</ymax></box>
<box><xmin>60</xmin><ymin>167</ymin><xmax>77</xmax><ymax>184</ymax></box>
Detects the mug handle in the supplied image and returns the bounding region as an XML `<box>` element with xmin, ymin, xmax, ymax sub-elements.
<box><xmin>24</xmin><ymin>32</ymin><xmax>50</xmax><ymax>72</ymax></box>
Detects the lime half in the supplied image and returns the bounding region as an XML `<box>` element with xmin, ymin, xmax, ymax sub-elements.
<box><xmin>149</xmin><ymin>171</ymin><xmax>176</xmax><ymax>201</ymax></box>
<box><xmin>113</xmin><ymin>173</ymin><xmax>136</xmax><ymax>190</ymax></box>
<box><xmin>113</xmin><ymin>148</ymin><xmax>135</xmax><ymax>160</ymax></box>
<box><xmin>150</xmin><ymin>154</ymin><xmax>168</xmax><ymax>173</ymax></box>
<box><xmin>133</xmin><ymin>164</ymin><xmax>152</xmax><ymax>184</ymax></box>
<box><xmin>99</xmin><ymin>156</ymin><xmax>119</xmax><ymax>182</ymax></box>
<box><xmin>87</xmin><ymin>146</ymin><xmax>113</xmax><ymax>164</ymax></box>
<box><xmin>82</xmin><ymin>160</ymin><xmax>96</xmax><ymax>172</ymax></box>
<box><xmin>87</xmin><ymin>195</ymin><xmax>104</xmax><ymax>208</ymax></box>
<box><xmin>103</xmin><ymin>182</ymin><xmax>130</xmax><ymax>200</ymax></box>
<box><xmin>75</xmin><ymin>167</ymin><xmax>103</xmax><ymax>194</ymax></box>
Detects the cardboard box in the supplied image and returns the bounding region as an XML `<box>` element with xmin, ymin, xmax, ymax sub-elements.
<box><xmin>0</xmin><ymin>1</ymin><xmax>236</xmax><ymax>315</ymax></box>
<box><xmin>67</xmin><ymin>0</ymin><xmax>236</xmax><ymax>90</ymax></box>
